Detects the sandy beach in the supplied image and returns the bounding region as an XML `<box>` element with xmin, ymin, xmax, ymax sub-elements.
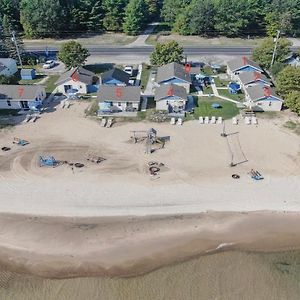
<box><xmin>0</xmin><ymin>101</ymin><xmax>299</xmax><ymax>216</ymax></box>
<box><xmin>0</xmin><ymin>101</ymin><xmax>300</xmax><ymax>281</ymax></box>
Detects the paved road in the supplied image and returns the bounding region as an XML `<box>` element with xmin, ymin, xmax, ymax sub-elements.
<box><xmin>25</xmin><ymin>45</ymin><xmax>256</xmax><ymax>56</ymax></box>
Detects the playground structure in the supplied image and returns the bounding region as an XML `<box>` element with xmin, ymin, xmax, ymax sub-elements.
<box><xmin>13</xmin><ymin>137</ymin><xmax>29</xmax><ymax>146</ymax></box>
<box><xmin>250</xmin><ymin>169</ymin><xmax>264</xmax><ymax>180</ymax></box>
<box><xmin>39</xmin><ymin>156</ymin><xmax>61</xmax><ymax>167</ymax></box>
<box><xmin>130</xmin><ymin>128</ymin><xmax>170</xmax><ymax>154</ymax></box>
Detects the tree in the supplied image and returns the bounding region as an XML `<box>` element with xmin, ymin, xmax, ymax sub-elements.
<box><xmin>145</xmin><ymin>0</ymin><xmax>162</xmax><ymax>20</ymax></box>
<box><xmin>276</xmin><ymin>66</ymin><xmax>300</xmax><ymax>97</ymax></box>
<box><xmin>214</xmin><ymin>0</ymin><xmax>249</xmax><ymax>37</ymax></box>
<box><xmin>20</xmin><ymin>0</ymin><xmax>64</xmax><ymax>37</ymax></box>
<box><xmin>58</xmin><ymin>41</ymin><xmax>90</xmax><ymax>69</ymax></box>
<box><xmin>102</xmin><ymin>0</ymin><xmax>128</xmax><ymax>31</ymax></box>
<box><xmin>150</xmin><ymin>40</ymin><xmax>184</xmax><ymax>66</ymax></box>
<box><xmin>252</xmin><ymin>37</ymin><xmax>292</xmax><ymax>69</ymax></box>
<box><xmin>2</xmin><ymin>14</ymin><xmax>24</xmax><ymax>62</ymax></box>
<box><xmin>123</xmin><ymin>0</ymin><xmax>148</xmax><ymax>35</ymax></box>
<box><xmin>284</xmin><ymin>91</ymin><xmax>300</xmax><ymax>115</ymax></box>
<box><xmin>0</xmin><ymin>75</ymin><xmax>18</xmax><ymax>84</ymax></box>
<box><xmin>161</xmin><ymin>0</ymin><xmax>190</xmax><ymax>26</ymax></box>
<box><xmin>174</xmin><ymin>0</ymin><xmax>215</xmax><ymax>35</ymax></box>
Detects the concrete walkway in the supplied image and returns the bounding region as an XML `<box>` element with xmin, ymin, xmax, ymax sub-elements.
<box><xmin>210</xmin><ymin>81</ymin><xmax>242</xmax><ymax>104</ymax></box>
<box><xmin>126</xmin><ymin>22</ymin><xmax>159</xmax><ymax>47</ymax></box>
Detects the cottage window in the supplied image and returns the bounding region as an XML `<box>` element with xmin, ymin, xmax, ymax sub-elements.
<box><xmin>7</xmin><ymin>100</ymin><xmax>11</xmax><ymax>107</ymax></box>
<box><xmin>118</xmin><ymin>102</ymin><xmax>121</xmax><ymax>106</ymax></box>
<box><xmin>257</xmin><ymin>102</ymin><xmax>262</xmax><ymax>106</ymax></box>
<box><xmin>269</xmin><ymin>101</ymin><xmax>272</xmax><ymax>106</ymax></box>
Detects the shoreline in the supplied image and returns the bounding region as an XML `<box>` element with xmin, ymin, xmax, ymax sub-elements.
<box><xmin>1</xmin><ymin>211</ymin><xmax>300</xmax><ymax>279</ymax></box>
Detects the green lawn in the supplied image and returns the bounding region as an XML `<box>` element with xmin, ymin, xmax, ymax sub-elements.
<box><xmin>141</xmin><ymin>64</ymin><xmax>151</xmax><ymax>90</ymax></box>
<box><xmin>44</xmin><ymin>75</ymin><xmax>60</xmax><ymax>94</ymax></box>
<box><xmin>18</xmin><ymin>75</ymin><xmax>46</xmax><ymax>85</ymax></box>
<box><xmin>213</xmin><ymin>77</ymin><xmax>230</xmax><ymax>87</ymax></box>
<box><xmin>217</xmin><ymin>89</ymin><xmax>245</xmax><ymax>102</ymax></box>
<box><xmin>203</xmin><ymin>85</ymin><xmax>213</xmax><ymax>94</ymax></box>
<box><xmin>193</xmin><ymin>96</ymin><xmax>239</xmax><ymax>120</ymax></box>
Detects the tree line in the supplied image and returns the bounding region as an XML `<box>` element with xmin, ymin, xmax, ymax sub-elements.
<box><xmin>0</xmin><ymin>0</ymin><xmax>162</xmax><ymax>37</ymax></box>
<box><xmin>0</xmin><ymin>0</ymin><xmax>299</xmax><ymax>39</ymax></box>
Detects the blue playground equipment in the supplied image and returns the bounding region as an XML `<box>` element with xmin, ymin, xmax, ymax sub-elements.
<box><xmin>39</xmin><ymin>156</ymin><xmax>59</xmax><ymax>167</ymax></box>
<box><xmin>13</xmin><ymin>137</ymin><xmax>29</xmax><ymax>146</ymax></box>
<box><xmin>211</xmin><ymin>103</ymin><xmax>222</xmax><ymax>109</ymax></box>
<box><xmin>228</xmin><ymin>82</ymin><xmax>241</xmax><ymax>94</ymax></box>
<box><xmin>250</xmin><ymin>169</ymin><xmax>264</xmax><ymax>181</ymax></box>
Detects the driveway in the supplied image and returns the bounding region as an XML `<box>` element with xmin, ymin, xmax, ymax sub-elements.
<box><xmin>126</xmin><ymin>22</ymin><xmax>159</xmax><ymax>47</ymax></box>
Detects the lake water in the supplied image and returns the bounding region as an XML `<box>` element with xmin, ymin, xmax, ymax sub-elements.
<box><xmin>1</xmin><ymin>250</ymin><xmax>300</xmax><ymax>300</ymax></box>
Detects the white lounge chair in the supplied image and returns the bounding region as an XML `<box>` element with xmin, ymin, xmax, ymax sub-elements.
<box><xmin>217</xmin><ymin>116</ymin><xmax>223</xmax><ymax>124</ymax></box>
<box><xmin>204</xmin><ymin>116</ymin><xmax>209</xmax><ymax>124</ymax></box>
<box><xmin>251</xmin><ymin>116</ymin><xmax>258</xmax><ymax>125</ymax></box>
<box><xmin>106</xmin><ymin>118</ymin><xmax>114</xmax><ymax>128</ymax></box>
<box><xmin>199</xmin><ymin>116</ymin><xmax>204</xmax><ymax>124</ymax></box>
<box><xmin>23</xmin><ymin>114</ymin><xmax>32</xmax><ymax>123</ymax></box>
<box><xmin>210</xmin><ymin>116</ymin><xmax>216</xmax><ymax>124</ymax></box>
<box><xmin>232</xmin><ymin>117</ymin><xmax>238</xmax><ymax>125</ymax></box>
<box><xmin>170</xmin><ymin>117</ymin><xmax>176</xmax><ymax>125</ymax></box>
<box><xmin>245</xmin><ymin>116</ymin><xmax>251</xmax><ymax>125</ymax></box>
<box><xmin>65</xmin><ymin>101</ymin><xmax>71</xmax><ymax>109</ymax></box>
<box><xmin>61</xmin><ymin>100</ymin><xmax>66</xmax><ymax>109</ymax></box>
<box><xmin>177</xmin><ymin>118</ymin><xmax>183</xmax><ymax>125</ymax></box>
<box><xmin>100</xmin><ymin>118</ymin><xmax>107</xmax><ymax>127</ymax></box>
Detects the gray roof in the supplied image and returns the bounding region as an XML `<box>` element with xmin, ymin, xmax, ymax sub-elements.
<box><xmin>156</xmin><ymin>62</ymin><xmax>192</xmax><ymax>84</ymax></box>
<box><xmin>154</xmin><ymin>84</ymin><xmax>187</xmax><ymax>101</ymax></box>
<box><xmin>227</xmin><ymin>57</ymin><xmax>263</xmax><ymax>72</ymax></box>
<box><xmin>0</xmin><ymin>58</ymin><xmax>16</xmax><ymax>66</ymax></box>
<box><xmin>0</xmin><ymin>85</ymin><xmax>45</xmax><ymax>101</ymax></box>
<box><xmin>97</xmin><ymin>86</ymin><xmax>141</xmax><ymax>103</ymax></box>
<box><xmin>238</xmin><ymin>71</ymin><xmax>270</xmax><ymax>85</ymax></box>
<box><xmin>246</xmin><ymin>86</ymin><xmax>283</xmax><ymax>102</ymax></box>
<box><xmin>55</xmin><ymin>67</ymin><xmax>97</xmax><ymax>86</ymax></box>
<box><xmin>21</xmin><ymin>68</ymin><xmax>35</xmax><ymax>75</ymax></box>
<box><xmin>100</xmin><ymin>68</ymin><xmax>130</xmax><ymax>85</ymax></box>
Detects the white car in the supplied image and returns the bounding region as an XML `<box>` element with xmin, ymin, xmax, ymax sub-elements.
<box><xmin>124</xmin><ymin>65</ymin><xmax>133</xmax><ymax>76</ymax></box>
<box><xmin>43</xmin><ymin>60</ymin><xmax>55</xmax><ymax>69</ymax></box>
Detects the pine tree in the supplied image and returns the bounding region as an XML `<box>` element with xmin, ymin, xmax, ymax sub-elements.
<box><xmin>123</xmin><ymin>0</ymin><xmax>148</xmax><ymax>35</ymax></box>
<box><xmin>102</xmin><ymin>0</ymin><xmax>128</xmax><ymax>31</ymax></box>
<box><xmin>2</xmin><ymin>14</ymin><xmax>24</xmax><ymax>63</ymax></box>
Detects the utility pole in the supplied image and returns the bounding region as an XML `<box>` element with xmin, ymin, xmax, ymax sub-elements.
<box><xmin>270</xmin><ymin>30</ymin><xmax>280</xmax><ymax>68</ymax></box>
<box><xmin>11</xmin><ymin>30</ymin><xmax>23</xmax><ymax>68</ymax></box>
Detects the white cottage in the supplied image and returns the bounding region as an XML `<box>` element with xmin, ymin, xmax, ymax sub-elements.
<box><xmin>154</xmin><ymin>84</ymin><xmax>187</xmax><ymax>113</ymax></box>
<box><xmin>0</xmin><ymin>85</ymin><xmax>46</xmax><ymax>110</ymax></box>
<box><xmin>245</xmin><ymin>86</ymin><xmax>283</xmax><ymax>112</ymax></box>
<box><xmin>55</xmin><ymin>67</ymin><xmax>99</xmax><ymax>95</ymax></box>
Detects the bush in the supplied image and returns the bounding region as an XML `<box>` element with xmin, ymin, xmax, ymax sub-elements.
<box><xmin>0</xmin><ymin>75</ymin><xmax>18</xmax><ymax>84</ymax></box>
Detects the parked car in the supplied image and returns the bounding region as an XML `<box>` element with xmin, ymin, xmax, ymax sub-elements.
<box><xmin>124</xmin><ymin>65</ymin><xmax>133</xmax><ymax>76</ymax></box>
<box><xmin>43</xmin><ymin>60</ymin><xmax>55</xmax><ymax>69</ymax></box>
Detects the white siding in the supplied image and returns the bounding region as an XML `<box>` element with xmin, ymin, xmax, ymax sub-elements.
<box><xmin>253</xmin><ymin>100</ymin><xmax>282</xmax><ymax>112</ymax></box>
<box><xmin>56</xmin><ymin>80</ymin><xmax>88</xmax><ymax>95</ymax></box>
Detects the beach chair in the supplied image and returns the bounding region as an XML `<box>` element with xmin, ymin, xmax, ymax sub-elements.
<box><xmin>170</xmin><ymin>117</ymin><xmax>176</xmax><ymax>125</ymax></box>
<box><xmin>65</xmin><ymin>101</ymin><xmax>71</xmax><ymax>109</ymax></box>
<box><xmin>177</xmin><ymin>118</ymin><xmax>183</xmax><ymax>125</ymax></box>
<box><xmin>23</xmin><ymin>114</ymin><xmax>32</xmax><ymax>123</ymax></box>
<box><xmin>61</xmin><ymin>100</ymin><xmax>66</xmax><ymax>109</ymax></box>
<box><xmin>13</xmin><ymin>137</ymin><xmax>29</xmax><ymax>146</ymax></box>
<box><xmin>204</xmin><ymin>116</ymin><xmax>209</xmax><ymax>124</ymax></box>
<box><xmin>199</xmin><ymin>116</ymin><xmax>204</xmax><ymax>124</ymax></box>
<box><xmin>251</xmin><ymin>116</ymin><xmax>258</xmax><ymax>125</ymax></box>
<box><xmin>232</xmin><ymin>117</ymin><xmax>238</xmax><ymax>125</ymax></box>
<box><xmin>106</xmin><ymin>118</ymin><xmax>114</xmax><ymax>128</ymax></box>
<box><xmin>217</xmin><ymin>116</ymin><xmax>223</xmax><ymax>124</ymax></box>
<box><xmin>245</xmin><ymin>116</ymin><xmax>251</xmax><ymax>125</ymax></box>
<box><xmin>100</xmin><ymin>118</ymin><xmax>107</xmax><ymax>127</ymax></box>
<box><xmin>210</xmin><ymin>116</ymin><xmax>216</xmax><ymax>124</ymax></box>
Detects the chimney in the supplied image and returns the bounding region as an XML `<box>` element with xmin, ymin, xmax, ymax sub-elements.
<box><xmin>115</xmin><ymin>87</ymin><xmax>123</xmax><ymax>98</ymax></box>
<box><xmin>184</xmin><ymin>63</ymin><xmax>191</xmax><ymax>73</ymax></box>
<box><xmin>254</xmin><ymin>71</ymin><xmax>261</xmax><ymax>81</ymax></box>
<box><xmin>18</xmin><ymin>87</ymin><xmax>24</xmax><ymax>97</ymax></box>
<box><xmin>242</xmin><ymin>56</ymin><xmax>248</xmax><ymax>65</ymax></box>
<box><xmin>167</xmin><ymin>86</ymin><xmax>174</xmax><ymax>97</ymax></box>
<box><xmin>263</xmin><ymin>87</ymin><xmax>271</xmax><ymax>97</ymax></box>
<box><xmin>71</xmin><ymin>70</ymin><xmax>79</xmax><ymax>82</ymax></box>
